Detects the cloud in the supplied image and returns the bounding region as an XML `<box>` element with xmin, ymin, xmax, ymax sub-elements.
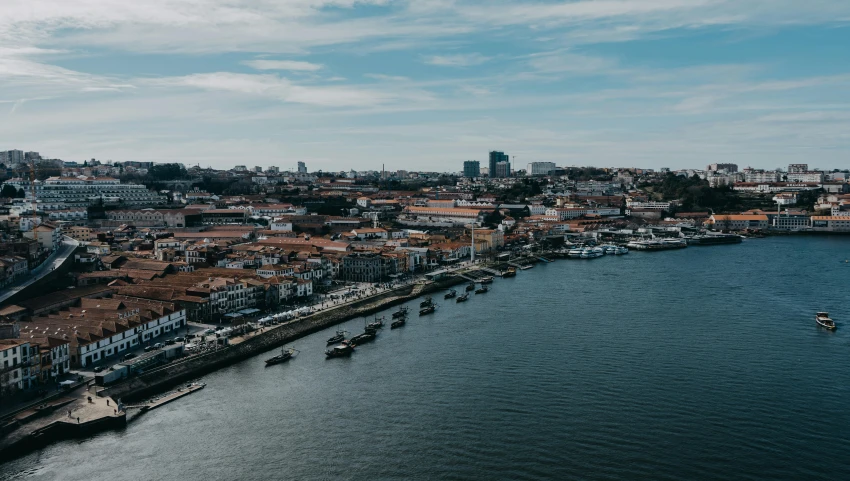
<box><xmin>424</xmin><ymin>53</ymin><xmax>491</xmax><ymax>67</ymax></box>
<box><xmin>364</xmin><ymin>73</ymin><xmax>411</xmax><ymax>82</ymax></box>
<box><xmin>242</xmin><ymin>60</ymin><xmax>323</xmax><ymax>71</ymax></box>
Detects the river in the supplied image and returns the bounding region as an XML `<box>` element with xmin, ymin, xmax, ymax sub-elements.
<box><xmin>3</xmin><ymin>236</ymin><xmax>850</xmax><ymax>480</ymax></box>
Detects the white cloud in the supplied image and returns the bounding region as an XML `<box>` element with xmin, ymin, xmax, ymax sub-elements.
<box><xmin>424</xmin><ymin>53</ymin><xmax>491</xmax><ymax>67</ymax></box>
<box><xmin>242</xmin><ymin>60</ymin><xmax>323</xmax><ymax>71</ymax></box>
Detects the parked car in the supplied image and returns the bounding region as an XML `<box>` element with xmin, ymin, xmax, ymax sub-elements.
<box><xmin>174</xmin><ymin>337</ymin><xmax>183</xmax><ymax>344</ymax></box>
<box><xmin>164</xmin><ymin>339</ymin><xmax>174</xmax><ymax>345</ymax></box>
<box><xmin>144</xmin><ymin>346</ymin><xmax>154</xmax><ymax>352</ymax></box>
<box><xmin>122</xmin><ymin>353</ymin><xmax>137</xmax><ymax>361</ymax></box>
<box><xmin>204</xmin><ymin>329</ymin><xmax>215</xmax><ymax>334</ymax></box>
<box><xmin>93</xmin><ymin>366</ymin><xmax>104</xmax><ymax>373</ymax></box>
<box><xmin>153</xmin><ymin>343</ymin><xmax>163</xmax><ymax>349</ymax></box>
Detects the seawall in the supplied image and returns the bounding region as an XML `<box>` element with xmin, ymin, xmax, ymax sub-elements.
<box><xmin>103</xmin><ymin>276</ymin><xmax>466</xmax><ymax>402</ymax></box>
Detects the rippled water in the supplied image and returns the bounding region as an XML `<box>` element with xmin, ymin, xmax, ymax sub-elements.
<box><xmin>3</xmin><ymin>236</ymin><xmax>850</xmax><ymax>480</ymax></box>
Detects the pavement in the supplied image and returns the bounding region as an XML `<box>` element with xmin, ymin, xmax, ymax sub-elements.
<box><xmin>0</xmin><ymin>236</ymin><xmax>79</xmax><ymax>304</ymax></box>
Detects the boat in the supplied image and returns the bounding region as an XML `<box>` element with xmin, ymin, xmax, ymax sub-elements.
<box><xmin>520</xmin><ymin>264</ymin><xmax>534</xmax><ymax>270</ymax></box>
<box><xmin>816</xmin><ymin>312</ymin><xmax>836</xmax><ymax>330</ymax></box>
<box><xmin>444</xmin><ymin>289</ymin><xmax>457</xmax><ymax>300</ymax></box>
<box><xmin>580</xmin><ymin>247</ymin><xmax>602</xmax><ymax>258</ymax></box>
<box><xmin>502</xmin><ymin>268</ymin><xmax>517</xmax><ymax>278</ymax></box>
<box><xmin>475</xmin><ymin>286</ymin><xmax>489</xmax><ymax>294</ymax></box>
<box><xmin>567</xmin><ymin>248</ymin><xmax>583</xmax><ymax>258</ymax></box>
<box><xmin>419</xmin><ymin>305</ymin><xmax>436</xmax><ymax>316</ymax></box>
<box><xmin>350</xmin><ymin>331</ymin><xmax>377</xmax><ymax>346</ymax></box>
<box><xmin>627</xmin><ymin>239</ymin><xmax>688</xmax><ymax>251</ymax></box>
<box><xmin>325</xmin><ymin>343</ymin><xmax>354</xmax><ymax>358</ymax></box>
<box><xmin>391</xmin><ymin>318</ymin><xmax>406</xmax><ymax>329</ymax></box>
<box><xmin>265</xmin><ymin>347</ymin><xmax>298</xmax><ymax>366</ymax></box>
<box><xmin>456</xmin><ymin>293</ymin><xmax>469</xmax><ymax>303</ymax></box>
<box><xmin>392</xmin><ymin>307</ymin><xmax>409</xmax><ymax>319</ymax></box>
<box><xmin>326</xmin><ymin>330</ymin><xmax>347</xmax><ymax>345</ymax></box>
<box><xmin>420</xmin><ymin>297</ymin><xmax>433</xmax><ymax>308</ymax></box>
<box><xmin>615</xmin><ymin>246</ymin><xmax>629</xmax><ymax>255</ymax></box>
<box><xmin>480</xmin><ymin>276</ymin><xmax>494</xmax><ymax>284</ymax></box>
<box><xmin>366</xmin><ymin>315</ymin><xmax>384</xmax><ymax>330</ymax></box>
<box><xmin>686</xmin><ymin>233</ymin><xmax>743</xmax><ymax>246</ymax></box>
<box><xmin>466</xmin><ymin>283</ymin><xmax>476</xmax><ymax>291</ymax></box>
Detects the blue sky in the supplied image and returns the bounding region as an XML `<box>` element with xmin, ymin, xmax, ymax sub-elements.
<box><xmin>2</xmin><ymin>1</ymin><xmax>850</xmax><ymax>172</ymax></box>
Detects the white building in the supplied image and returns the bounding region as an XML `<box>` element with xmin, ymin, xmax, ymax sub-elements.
<box><xmin>527</xmin><ymin>162</ymin><xmax>557</xmax><ymax>176</ymax></box>
<box><xmin>2</xmin><ymin>176</ymin><xmax>166</xmax><ymax>210</ymax></box>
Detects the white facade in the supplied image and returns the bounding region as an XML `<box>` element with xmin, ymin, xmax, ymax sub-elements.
<box><xmin>77</xmin><ymin>308</ymin><xmax>187</xmax><ymax>367</ymax></box>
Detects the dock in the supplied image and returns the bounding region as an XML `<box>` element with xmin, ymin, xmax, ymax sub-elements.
<box><xmin>125</xmin><ymin>383</ymin><xmax>205</xmax><ymax>412</ymax></box>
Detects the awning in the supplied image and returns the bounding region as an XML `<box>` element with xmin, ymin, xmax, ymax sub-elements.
<box><xmin>238</xmin><ymin>308</ymin><xmax>261</xmax><ymax>315</ymax></box>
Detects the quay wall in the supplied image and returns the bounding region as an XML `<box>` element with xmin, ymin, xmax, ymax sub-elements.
<box><xmin>103</xmin><ymin>276</ymin><xmax>465</xmax><ymax>402</ymax></box>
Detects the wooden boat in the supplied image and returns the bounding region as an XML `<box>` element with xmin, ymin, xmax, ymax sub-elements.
<box><xmin>456</xmin><ymin>293</ymin><xmax>469</xmax><ymax>303</ymax></box>
<box><xmin>475</xmin><ymin>286</ymin><xmax>489</xmax><ymax>294</ymax></box>
<box><xmin>392</xmin><ymin>307</ymin><xmax>409</xmax><ymax>319</ymax></box>
<box><xmin>350</xmin><ymin>331</ymin><xmax>376</xmax><ymax>346</ymax></box>
<box><xmin>326</xmin><ymin>330</ymin><xmax>347</xmax><ymax>345</ymax></box>
<box><xmin>465</xmin><ymin>283</ymin><xmax>476</xmax><ymax>292</ymax></box>
<box><xmin>480</xmin><ymin>276</ymin><xmax>494</xmax><ymax>284</ymax></box>
<box><xmin>391</xmin><ymin>318</ymin><xmax>406</xmax><ymax>329</ymax></box>
<box><xmin>816</xmin><ymin>312</ymin><xmax>836</xmax><ymax>330</ymax></box>
<box><xmin>325</xmin><ymin>343</ymin><xmax>354</xmax><ymax>358</ymax></box>
<box><xmin>444</xmin><ymin>289</ymin><xmax>457</xmax><ymax>300</ymax></box>
<box><xmin>420</xmin><ymin>297</ymin><xmax>433</xmax><ymax>308</ymax></box>
<box><xmin>419</xmin><ymin>305</ymin><xmax>436</xmax><ymax>316</ymax></box>
<box><xmin>366</xmin><ymin>316</ymin><xmax>384</xmax><ymax>330</ymax></box>
<box><xmin>265</xmin><ymin>347</ymin><xmax>298</xmax><ymax>366</ymax></box>
<box><xmin>502</xmin><ymin>268</ymin><xmax>516</xmax><ymax>278</ymax></box>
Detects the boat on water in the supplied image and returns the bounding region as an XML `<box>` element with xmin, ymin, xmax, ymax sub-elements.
<box><xmin>350</xmin><ymin>330</ymin><xmax>377</xmax><ymax>346</ymax></box>
<box><xmin>686</xmin><ymin>233</ymin><xmax>743</xmax><ymax>246</ymax></box>
<box><xmin>391</xmin><ymin>318</ymin><xmax>406</xmax><ymax>329</ymax></box>
<box><xmin>265</xmin><ymin>346</ymin><xmax>298</xmax><ymax>366</ymax></box>
<box><xmin>466</xmin><ymin>283</ymin><xmax>476</xmax><ymax>291</ymax></box>
<box><xmin>480</xmin><ymin>276</ymin><xmax>494</xmax><ymax>284</ymax></box>
<box><xmin>420</xmin><ymin>297</ymin><xmax>434</xmax><ymax>308</ymax></box>
<box><xmin>520</xmin><ymin>264</ymin><xmax>534</xmax><ymax>270</ymax></box>
<box><xmin>326</xmin><ymin>330</ymin><xmax>348</xmax><ymax>345</ymax></box>
<box><xmin>502</xmin><ymin>268</ymin><xmax>517</xmax><ymax>277</ymax></box>
<box><xmin>615</xmin><ymin>246</ymin><xmax>629</xmax><ymax>255</ymax></box>
<box><xmin>366</xmin><ymin>315</ymin><xmax>384</xmax><ymax>330</ymax></box>
<box><xmin>567</xmin><ymin>248</ymin><xmax>584</xmax><ymax>258</ymax></box>
<box><xmin>627</xmin><ymin>239</ymin><xmax>688</xmax><ymax>251</ymax></box>
<box><xmin>475</xmin><ymin>285</ymin><xmax>489</xmax><ymax>294</ymax></box>
<box><xmin>580</xmin><ymin>247</ymin><xmax>604</xmax><ymax>259</ymax></box>
<box><xmin>392</xmin><ymin>307</ymin><xmax>409</xmax><ymax>319</ymax></box>
<box><xmin>444</xmin><ymin>289</ymin><xmax>457</xmax><ymax>300</ymax></box>
<box><xmin>419</xmin><ymin>305</ymin><xmax>436</xmax><ymax>316</ymax></box>
<box><xmin>325</xmin><ymin>343</ymin><xmax>354</xmax><ymax>358</ymax></box>
<box><xmin>456</xmin><ymin>293</ymin><xmax>469</xmax><ymax>303</ymax></box>
<box><xmin>816</xmin><ymin>312</ymin><xmax>836</xmax><ymax>330</ymax></box>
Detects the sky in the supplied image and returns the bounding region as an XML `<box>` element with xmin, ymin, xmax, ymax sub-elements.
<box><xmin>2</xmin><ymin>1</ymin><xmax>850</xmax><ymax>172</ymax></box>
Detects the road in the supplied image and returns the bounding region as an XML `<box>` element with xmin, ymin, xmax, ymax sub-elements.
<box><xmin>0</xmin><ymin>236</ymin><xmax>79</xmax><ymax>304</ymax></box>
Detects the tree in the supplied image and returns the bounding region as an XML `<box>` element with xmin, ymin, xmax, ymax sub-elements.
<box><xmin>1</xmin><ymin>184</ymin><xmax>17</xmax><ymax>198</ymax></box>
<box><xmin>148</xmin><ymin>163</ymin><xmax>187</xmax><ymax>181</ymax></box>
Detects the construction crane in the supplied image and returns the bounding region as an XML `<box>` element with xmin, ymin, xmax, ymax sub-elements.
<box><xmin>28</xmin><ymin>159</ymin><xmax>38</xmax><ymax>223</ymax></box>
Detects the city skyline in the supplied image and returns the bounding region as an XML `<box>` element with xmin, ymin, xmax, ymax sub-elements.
<box><xmin>3</xmin><ymin>1</ymin><xmax>850</xmax><ymax>171</ymax></box>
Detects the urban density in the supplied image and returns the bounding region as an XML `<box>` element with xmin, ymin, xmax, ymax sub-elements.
<box><xmin>0</xmin><ymin>149</ymin><xmax>848</xmax><ymax>458</ymax></box>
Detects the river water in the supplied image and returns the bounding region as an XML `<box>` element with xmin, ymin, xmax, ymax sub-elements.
<box><xmin>3</xmin><ymin>236</ymin><xmax>850</xmax><ymax>480</ymax></box>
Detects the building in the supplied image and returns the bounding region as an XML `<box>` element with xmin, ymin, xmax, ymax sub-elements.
<box><xmin>202</xmin><ymin>209</ymin><xmax>248</xmax><ymax>225</ymax></box>
<box><xmin>341</xmin><ymin>253</ymin><xmax>397</xmax><ymax>282</ymax></box>
<box><xmin>106</xmin><ymin>209</ymin><xmax>200</xmax><ymax>227</ymax></box>
<box><xmin>772</xmin><ymin>214</ymin><xmax>811</xmax><ymax>231</ymax></box>
<box><xmin>402</xmin><ymin>206</ymin><xmax>484</xmax><ymax>225</ymax></box>
<box><xmin>0</xmin><ymin>340</ymin><xmax>33</xmax><ymax>392</ymax></box>
<box><xmin>707</xmin><ymin>163</ymin><xmax>739</xmax><ymax>173</ymax></box>
<box><xmin>744</xmin><ymin>170</ymin><xmax>780</xmax><ymax>183</ymax></box>
<box><xmin>706</xmin><ymin>214</ymin><xmax>769</xmax><ymax>231</ymax></box>
<box><xmin>463</xmin><ymin>161</ymin><xmax>480</xmax><ymax>178</ymax></box>
<box><xmin>297</xmin><ymin>161</ymin><xmax>307</xmax><ymax>174</ymax></box>
<box><xmin>527</xmin><ymin>162</ymin><xmax>557</xmax><ymax>176</ymax></box>
<box><xmin>0</xmin><ymin>150</ymin><xmax>24</xmax><ymax>166</ymax></box>
<box><xmin>489</xmin><ymin>151</ymin><xmax>510</xmax><ymax>178</ymax></box>
<box><xmin>24</xmin><ymin>223</ymin><xmax>62</xmax><ymax>251</ymax></box>
<box><xmin>625</xmin><ymin>199</ymin><xmax>672</xmax><ymax>210</ymax></box>
<box><xmin>811</xmin><ymin>216</ymin><xmax>850</xmax><ymax>232</ymax></box>
<box><xmin>494</xmin><ymin>161</ymin><xmax>511</xmax><ymax>178</ymax></box>
<box><xmin>786</xmin><ymin>171</ymin><xmax>824</xmax><ymax>183</ymax></box>
<box><xmin>2</xmin><ymin>176</ymin><xmax>167</xmax><ymax>210</ymax></box>
<box><xmin>788</xmin><ymin>164</ymin><xmax>808</xmax><ymax>174</ymax></box>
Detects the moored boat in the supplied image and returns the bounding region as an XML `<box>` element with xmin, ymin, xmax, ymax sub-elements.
<box><xmin>475</xmin><ymin>285</ymin><xmax>489</xmax><ymax>294</ymax></box>
<box><xmin>366</xmin><ymin>315</ymin><xmax>384</xmax><ymax>330</ymax></box>
<box><xmin>502</xmin><ymin>268</ymin><xmax>517</xmax><ymax>277</ymax></box>
<box><xmin>466</xmin><ymin>283</ymin><xmax>476</xmax><ymax>291</ymax></box>
<box><xmin>567</xmin><ymin>248</ymin><xmax>583</xmax><ymax>258</ymax></box>
<box><xmin>419</xmin><ymin>305</ymin><xmax>436</xmax><ymax>316</ymax></box>
<box><xmin>391</xmin><ymin>318</ymin><xmax>406</xmax><ymax>329</ymax></box>
<box><xmin>456</xmin><ymin>293</ymin><xmax>469</xmax><ymax>303</ymax></box>
<box><xmin>392</xmin><ymin>307</ymin><xmax>409</xmax><ymax>319</ymax></box>
<box><xmin>265</xmin><ymin>346</ymin><xmax>298</xmax><ymax>366</ymax></box>
<box><xmin>420</xmin><ymin>297</ymin><xmax>434</xmax><ymax>308</ymax></box>
<box><xmin>816</xmin><ymin>312</ymin><xmax>836</xmax><ymax>330</ymax></box>
<box><xmin>326</xmin><ymin>330</ymin><xmax>347</xmax><ymax>345</ymax></box>
<box><xmin>480</xmin><ymin>276</ymin><xmax>494</xmax><ymax>284</ymax></box>
<box><xmin>444</xmin><ymin>289</ymin><xmax>457</xmax><ymax>299</ymax></box>
<box><xmin>350</xmin><ymin>330</ymin><xmax>377</xmax><ymax>346</ymax></box>
<box><xmin>325</xmin><ymin>343</ymin><xmax>354</xmax><ymax>358</ymax></box>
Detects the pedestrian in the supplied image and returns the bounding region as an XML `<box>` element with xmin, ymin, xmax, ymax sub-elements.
<box><xmin>77</xmin><ymin>417</ymin><xmax>80</xmax><ymax>423</ymax></box>
<box><xmin>106</xmin><ymin>399</ymin><xmax>109</xmax><ymax>406</ymax></box>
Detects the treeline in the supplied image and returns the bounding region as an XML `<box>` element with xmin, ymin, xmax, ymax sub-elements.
<box><xmin>655</xmin><ymin>174</ymin><xmax>742</xmax><ymax>212</ymax></box>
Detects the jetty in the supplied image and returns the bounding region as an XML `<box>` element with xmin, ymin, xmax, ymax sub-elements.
<box><xmin>124</xmin><ymin>383</ymin><xmax>205</xmax><ymax>412</ymax></box>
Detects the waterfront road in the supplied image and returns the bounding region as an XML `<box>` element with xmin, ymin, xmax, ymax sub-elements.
<box><xmin>0</xmin><ymin>236</ymin><xmax>79</xmax><ymax>305</ymax></box>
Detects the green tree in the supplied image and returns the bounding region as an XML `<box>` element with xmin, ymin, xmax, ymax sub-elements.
<box><xmin>1</xmin><ymin>184</ymin><xmax>17</xmax><ymax>198</ymax></box>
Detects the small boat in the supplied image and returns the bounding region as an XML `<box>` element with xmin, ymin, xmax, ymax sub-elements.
<box><xmin>444</xmin><ymin>289</ymin><xmax>457</xmax><ymax>300</ymax></box>
<box><xmin>456</xmin><ymin>293</ymin><xmax>469</xmax><ymax>303</ymax></box>
<box><xmin>325</xmin><ymin>343</ymin><xmax>354</xmax><ymax>358</ymax></box>
<box><xmin>502</xmin><ymin>268</ymin><xmax>517</xmax><ymax>277</ymax></box>
<box><xmin>465</xmin><ymin>283</ymin><xmax>476</xmax><ymax>292</ymax></box>
<box><xmin>391</xmin><ymin>318</ymin><xmax>406</xmax><ymax>329</ymax></box>
<box><xmin>419</xmin><ymin>305</ymin><xmax>436</xmax><ymax>316</ymax></box>
<box><xmin>366</xmin><ymin>316</ymin><xmax>384</xmax><ymax>330</ymax></box>
<box><xmin>420</xmin><ymin>297</ymin><xmax>433</xmax><ymax>308</ymax></box>
<box><xmin>520</xmin><ymin>264</ymin><xmax>533</xmax><ymax>270</ymax></box>
<box><xmin>326</xmin><ymin>330</ymin><xmax>347</xmax><ymax>345</ymax></box>
<box><xmin>475</xmin><ymin>286</ymin><xmax>489</xmax><ymax>294</ymax></box>
<box><xmin>567</xmin><ymin>248</ymin><xmax>583</xmax><ymax>258</ymax></box>
<box><xmin>350</xmin><ymin>331</ymin><xmax>377</xmax><ymax>346</ymax></box>
<box><xmin>480</xmin><ymin>276</ymin><xmax>494</xmax><ymax>284</ymax></box>
<box><xmin>265</xmin><ymin>346</ymin><xmax>298</xmax><ymax>366</ymax></box>
<box><xmin>816</xmin><ymin>312</ymin><xmax>836</xmax><ymax>330</ymax></box>
<box><xmin>615</xmin><ymin>246</ymin><xmax>629</xmax><ymax>255</ymax></box>
<box><xmin>392</xmin><ymin>307</ymin><xmax>409</xmax><ymax>319</ymax></box>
